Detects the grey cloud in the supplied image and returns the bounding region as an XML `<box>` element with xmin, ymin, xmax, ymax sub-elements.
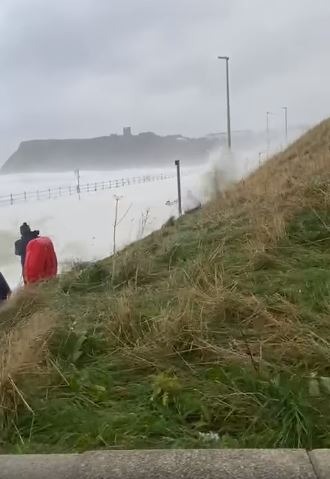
<box><xmin>0</xmin><ymin>0</ymin><xmax>329</xmax><ymax>164</ymax></box>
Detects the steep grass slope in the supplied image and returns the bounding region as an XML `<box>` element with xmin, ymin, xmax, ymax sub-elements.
<box><xmin>1</xmin><ymin>119</ymin><xmax>330</xmax><ymax>452</ymax></box>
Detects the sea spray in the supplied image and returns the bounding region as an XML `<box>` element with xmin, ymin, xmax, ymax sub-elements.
<box><xmin>201</xmin><ymin>147</ymin><xmax>240</xmax><ymax>201</ymax></box>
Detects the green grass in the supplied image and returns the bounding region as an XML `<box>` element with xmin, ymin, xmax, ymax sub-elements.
<box><xmin>2</xmin><ymin>126</ymin><xmax>330</xmax><ymax>453</ymax></box>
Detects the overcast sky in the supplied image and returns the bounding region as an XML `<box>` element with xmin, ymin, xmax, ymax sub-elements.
<box><xmin>0</xmin><ymin>0</ymin><xmax>329</xmax><ymax>164</ymax></box>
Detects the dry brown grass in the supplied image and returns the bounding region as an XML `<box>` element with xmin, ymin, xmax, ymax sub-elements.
<box><xmin>0</xmin><ymin>297</ymin><xmax>58</xmax><ymax>417</ymax></box>
<box><xmin>0</xmin><ymin>310</ymin><xmax>57</xmax><ymax>384</ymax></box>
<box><xmin>202</xmin><ymin>119</ymin><xmax>330</xmax><ymax>250</ymax></box>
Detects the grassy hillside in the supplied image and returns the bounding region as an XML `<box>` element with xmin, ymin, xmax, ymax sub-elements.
<box><xmin>1</xmin><ymin>119</ymin><xmax>330</xmax><ymax>452</ymax></box>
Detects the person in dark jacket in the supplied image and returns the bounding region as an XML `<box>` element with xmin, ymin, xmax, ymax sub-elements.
<box><xmin>0</xmin><ymin>272</ymin><xmax>11</xmax><ymax>303</ymax></box>
<box><xmin>15</xmin><ymin>222</ymin><xmax>40</xmax><ymax>269</ymax></box>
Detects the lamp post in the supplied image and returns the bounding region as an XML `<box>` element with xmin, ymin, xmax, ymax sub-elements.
<box><xmin>282</xmin><ymin>106</ymin><xmax>288</xmax><ymax>144</ymax></box>
<box><xmin>266</xmin><ymin>111</ymin><xmax>272</xmax><ymax>156</ymax></box>
<box><xmin>217</xmin><ymin>56</ymin><xmax>232</xmax><ymax>149</ymax></box>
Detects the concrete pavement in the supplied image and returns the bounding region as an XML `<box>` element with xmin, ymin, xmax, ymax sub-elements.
<box><xmin>0</xmin><ymin>449</ymin><xmax>329</xmax><ymax>479</ymax></box>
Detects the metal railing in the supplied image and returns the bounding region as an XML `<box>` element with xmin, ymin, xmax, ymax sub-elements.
<box><xmin>0</xmin><ymin>172</ymin><xmax>176</xmax><ymax>208</ymax></box>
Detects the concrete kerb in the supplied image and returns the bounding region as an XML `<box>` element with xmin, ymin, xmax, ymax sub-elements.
<box><xmin>0</xmin><ymin>449</ymin><xmax>329</xmax><ymax>479</ymax></box>
<box><xmin>308</xmin><ymin>450</ymin><xmax>330</xmax><ymax>479</ymax></box>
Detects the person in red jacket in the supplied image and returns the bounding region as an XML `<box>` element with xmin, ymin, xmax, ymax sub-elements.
<box><xmin>24</xmin><ymin>237</ymin><xmax>58</xmax><ymax>285</ymax></box>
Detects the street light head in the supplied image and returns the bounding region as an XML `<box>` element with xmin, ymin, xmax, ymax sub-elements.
<box><xmin>218</xmin><ymin>55</ymin><xmax>229</xmax><ymax>60</ymax></box>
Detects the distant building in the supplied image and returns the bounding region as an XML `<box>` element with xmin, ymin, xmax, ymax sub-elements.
<box><xmin>123</xmin><ymin>127</ymin><xmax>132</xmax><ymax>137</ymax></box>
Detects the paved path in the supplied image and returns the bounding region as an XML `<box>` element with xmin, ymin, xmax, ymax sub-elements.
<box><xmin>1</xmin><ymin>449</ymin><xmax>330</xmax><ymax>478</ymax></box>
